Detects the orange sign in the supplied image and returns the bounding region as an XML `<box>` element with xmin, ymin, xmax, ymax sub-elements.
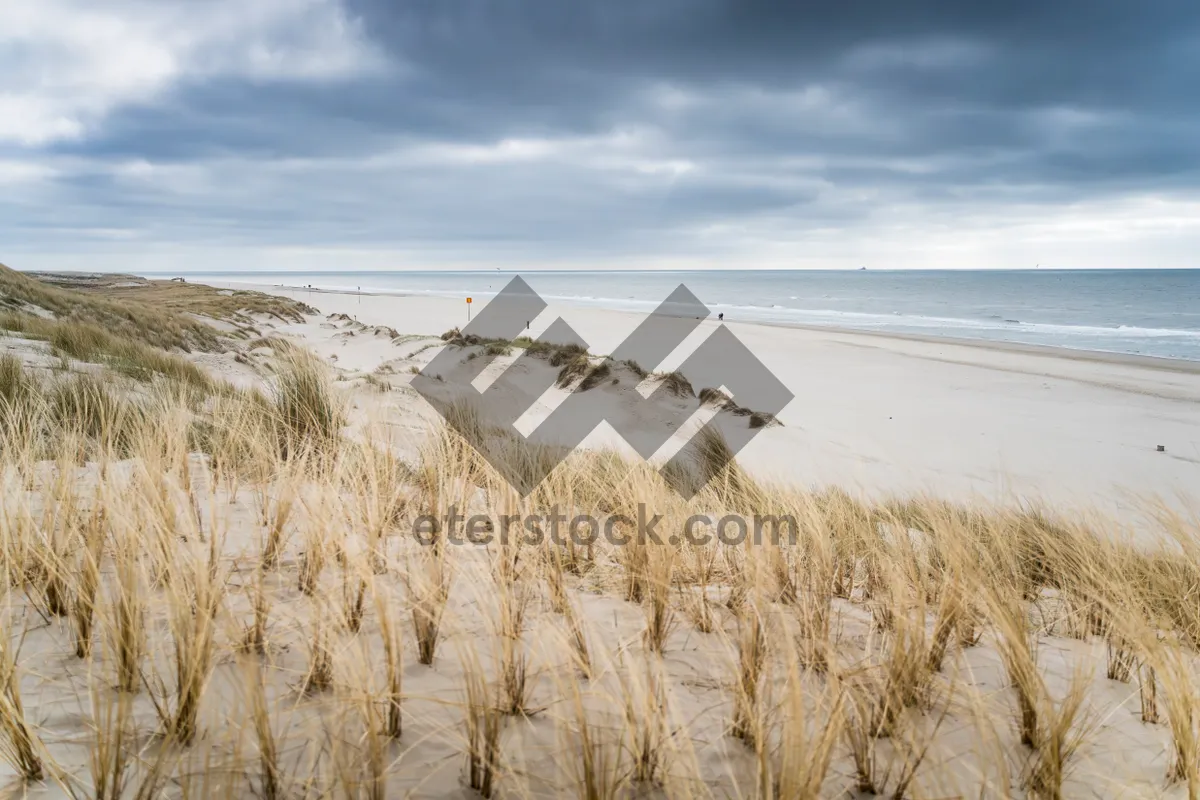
<box><xmin>466</xmin><ymin>297</ymin><xmax>472</xmax><ymax>303</ymax></box>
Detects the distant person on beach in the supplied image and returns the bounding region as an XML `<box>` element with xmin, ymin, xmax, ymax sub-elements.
<box><xmin>718</xmin><ymin>313</ymin><xmax>724</xmax><ymax>321</ymax></box>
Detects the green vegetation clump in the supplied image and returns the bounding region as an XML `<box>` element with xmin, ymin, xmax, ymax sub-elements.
<box><xmin>654</xmin><ymin>370</ymin><xmax>694</xmax><ymax>398</ymax></box>
<box><xmin>0</xmin><ymin>265</ymin><xmax>321</xmax><ymax>395</ymax></box>
<box><xmin>1</xmin><ymin>366</ymin><xmax>152</xmax><ymax>459</ymax></box>
<box><xmin>542</xmin><ymin>342</ymin><xmax>588</xmax><ymax>366</ymax></box>
<box><xmin>1</xmin><ymin>264</ymin><xmax>219</xmax><ymax>352</ymax></box>
<box><xmin>270</xmin><ymin>352</ymin><xmax>346</xmax><ymax>459</ymax></box>
<box><xmin>442</xmin><ymin>330</ymin><xmax>538</xmax><ymax>355</ymax></box>
<box><xmin>698</xmin><ymin>386</ymin><xmax>735</xmax><ymax>408</ymax></box>
<box><xmin>0</xmin><ymin>354</ymin><xmax>34</xmax><ymax>406</ymax></box>
<box><xmin>47</xmin><ymin>372</ymin><xmax>146</xmax><ymax>452</ymax></box>
<box><xmin>622</xmin><ymin>359</ymin><xmax>647</xmax><ymax>379</ymax></box>
<box><xmin>26</xmin><ymin>269</ymin><xmax>315</xmax><ymax>326</ymax></box>
<box><xmin>362</xmin><ymin>373</ymin><xmax>391</xmax><ymax>393</ymax></box>
<box><xmin>483</xmin><ymin>342</ymin><xmax>510</xmax><ymax>357</ymax></box>
<box><xmin>748</xmin><ymin>411</ymin><xmax>781</xmax><ymax>429</ymax></box>
<box><xmin>0</xmin><ymin>267</ymin><xmax>346</xmax><ymax>466</ymax></box>
<box><xmin>555</xmin><ymin>354</ymin><xmax>590</xmax><ymax>388</ymax></box>
<box><xmin>698</xmin><ymin>385</ymin><xmax>777</xmax><ymax>425</ymax></box>
<box><xmin>443</xmin><ymin>330</ymin><xmax>500</xmax><ymax>348</ymax></box>
<box><xmin>1</xmin><ymin>263</ymin><xmax>313</xmax><ymax>353</ymax></box>
<box><xmin>247</xmin><ymin>336</ymin><xmax>296</xmax><ymax>353</ymax></box>
<box><xmin>2</xmin><ymin>312</ymin><xmax>211</xmax><ymax>390</ymax></box>
<box><xmin>577</xmin><ymin>361</ymin><xmax>612</xmax><ymax>391</ymax></box>
<box><xmin>438</xmin><ymin>330</ymin><xmax>603</xmax><ymax>389</ymax></box>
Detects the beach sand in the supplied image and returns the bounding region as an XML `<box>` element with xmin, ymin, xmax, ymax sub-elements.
<box><xmin>6</xmin><ymin>271</ymin><xmax>1200</xmax><ymax>798</ymax></box>
<box><xmin>218</xmin><ymin>281</ymin><xmax>1200</xmax><ymax>522</ymax></box>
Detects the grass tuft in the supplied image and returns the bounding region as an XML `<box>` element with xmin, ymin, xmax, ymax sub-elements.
<box><xmin>270</xmin><ymin>351</ymin><xmax>344</xmax><ymax>458</ymax></box>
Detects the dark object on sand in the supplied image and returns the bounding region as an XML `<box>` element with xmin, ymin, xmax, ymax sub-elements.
<box><xmin>718</xmin><ymin>312</ymin><xmax>723</xmax><ymax>321</ymax></box>
<box><xmin>748</xmin><ymin>411</ymin><xmax>782</xmax><ymax>429</ymax></box>
<box><xmin>1157</xmin><ymin>445</ymin><xmax>1166</xmax><ymax>452</ymax></box>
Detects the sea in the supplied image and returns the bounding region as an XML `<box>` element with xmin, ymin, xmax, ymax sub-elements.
<box><xmin>145</xmin><ymin>269</ymin><xmax>1200</xmax><ymax>362</ymax></box>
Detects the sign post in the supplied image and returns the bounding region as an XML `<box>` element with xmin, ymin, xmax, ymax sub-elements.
<box><xmin>466</xmin><ymin>297</ymin><xmax>472</xmax><ymax>323</ymax></box>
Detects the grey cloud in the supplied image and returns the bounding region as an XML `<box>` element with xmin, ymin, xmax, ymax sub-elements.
<box><xmin>4</xmin><ymin>0</ymin><xmax>1200</xmax><ymax>268</ymax></box>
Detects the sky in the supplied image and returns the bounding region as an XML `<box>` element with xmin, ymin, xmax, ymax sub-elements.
<box><xmin>3</xmin><ymin>0</ymin><xmax>1199</xmax><ymax>273</ymax></box>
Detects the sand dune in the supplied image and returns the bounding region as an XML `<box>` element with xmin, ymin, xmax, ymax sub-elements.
<box><xmin>220</xmin><ymin>281</ymin><xmax>1200</xmax><ymax>522</ymax></box>
<box><xmin>6</xmin><ymin>271</ymin><xmax>1200</xmax><ymax>798</ymax></box>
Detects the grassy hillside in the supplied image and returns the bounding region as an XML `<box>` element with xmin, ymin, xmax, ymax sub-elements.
<box><xmin>25</xmin><ymin>269</ymin><xmax>315</xmax><ymax>328</ymax></box>
<box><xmin>0</xmin><ymin>264</ymin><xmax>314</xmax><ymax>390</ymax></box>
<box><xmin>1</xmin><ymin>264</ymin><xmax>221</xmax><ymax>353</ymax></box>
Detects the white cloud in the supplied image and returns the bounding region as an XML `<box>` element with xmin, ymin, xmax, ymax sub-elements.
<box><xmin>413</xmin><ymin>137</ymin><xmax>567</xmax><ymax>165</ymax></box>
<box><xmin>0</xmin><ymin>0</ymin><xmax>383</xmax><ymax>146</ymax></box>
<box><xmin>0</xmin><ymin>159</ymin><xmax>57</xmax><ymax>185</ymax></box>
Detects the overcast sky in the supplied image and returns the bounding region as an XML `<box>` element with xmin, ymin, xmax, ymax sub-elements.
<box><xmin>3</xmin><ymin>0</ymin><xmax>1199</xmax><ymax>272</ymax></box>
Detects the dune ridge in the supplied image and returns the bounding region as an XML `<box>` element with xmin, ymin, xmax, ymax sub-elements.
<box><xmin>1</xmin><ymin>271</ymin><xmax>1199</xmax><ymax>797</ymax></box>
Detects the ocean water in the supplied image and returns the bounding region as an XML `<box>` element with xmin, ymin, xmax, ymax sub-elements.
<box><xmin>149</xmin><ymin>269</ymin><xmax>1200</xmax><ymax>362</ymax></box>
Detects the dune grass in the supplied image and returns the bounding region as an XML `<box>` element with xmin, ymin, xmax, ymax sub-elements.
<box><xmin>0</xmin><ymin>353</ymin><xmax>35</xmax><ymax>406</ymax></box>
<box><xmin>11</xmin><ymin>267</ymin><xmax>313</xmax><ymax>327</ymax></box>
<box><xmin>1</xmin><ymin>312</ymin><xmax>213</xmax><ymax>389</ymax></box>
<box><xmin>0</xmin><ymin>264</ymin><xmax>252</xmax><ymax>395</ymax></box>
<box><xmin>268</xmin><ymin>350</ymin><xmax>345</xmax><ymax>459</ymax></box>
<box><xmin>652</xmin><ymin>370</ymin><xmax>695</xmax><ymax>397</ymax></box>
<box><xmin>0</xmin><ymin>334</ymin><xmax>1197</xmax><ymax>798</ymax></box>
<box><xmin>0</xmin><ymin>328</ymin><xmax>343</xmax><ymax>477</ymax></box>
<box><xmin>1</xmin><ymin>263</ymin><xmax>221</xmax><ymax>352</ymax></box>
<box><xmin>75</xmin><ymin>277</ymin><xmax>315</xmax><ymax>325</ymax></box>
<box><xmin>2</xmin><ymin>265</ymin><xmax>315</xmax><ymax>399</ymax></box>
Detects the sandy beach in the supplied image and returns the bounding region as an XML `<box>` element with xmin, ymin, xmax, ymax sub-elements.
<box><xmin>8</xmin><ymin>265</ymin><xmax>1200</xmax><ymax>798</ymax></box>
<box><xmin>216</xmin><ymin>280</ymin><xmax>1200</xmax><ymax>521</ymax></box>
<box><xmin>9</xmin><ymin>2</ymin><xmax>1200</xmax><ymax>793</ymax></box>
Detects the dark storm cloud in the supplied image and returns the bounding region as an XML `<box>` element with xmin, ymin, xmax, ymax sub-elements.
<box><xmin>345</xmin><ymin>0</ymin><xmax>1199</xmax><ymax>106</ymax></box>
<box><xmin>93</xmin><ymin>2</ymin><xmax>1200</xmax><ymax>174</ymax></box>
<box><xmin>5</xmin><ymin>0</ymin><xmax>1200</xmax><ymax>268</ymax></box>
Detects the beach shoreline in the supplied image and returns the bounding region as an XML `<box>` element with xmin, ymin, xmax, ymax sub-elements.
<box><xmin>210</xmin><ymin>277</ymin><xmax>1200</xmax><ymax>373</ymax></box>
<box><xmin>5</xmin><ymin>265</ymin><xmax>1200</xmax><ymax>799</ymax></box>
<box><xmin>205</xmin><ymin>278</ymin><xmax>1200</xmax><ymax>522</ymax></box>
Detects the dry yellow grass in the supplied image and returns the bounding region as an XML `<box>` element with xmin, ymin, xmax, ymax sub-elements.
<box><xmin>1</xmin><ymin>265</ymin><xmax>315</xmax><ymax>399</ymax></box>
<box><xmin>1</xmin><ymin>316</ymin><xmax>1200</xmax><ymax>798</ymax></box>
<box><xmin>2</xmin><ymin>266</ymin><xmax>312</xmax><ymax>340</ymax></box>
<box><xmin>2</xmin><ymin>264</ymin><xmax>217</xmax><ymax>353</ymax></box>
